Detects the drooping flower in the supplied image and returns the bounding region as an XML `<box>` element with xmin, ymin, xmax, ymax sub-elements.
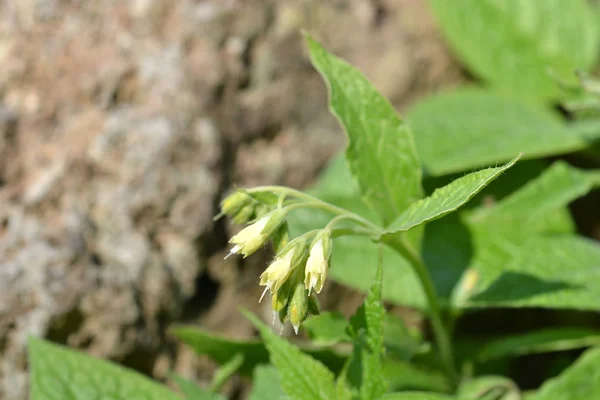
<box><xmin>304</xmin><ymin>231</ymin><xmax>332</xmax><ymax>295</ymax></box>
<box><xmin>259</xmin><ymin>250</ymin><xmax>295</xmax><ymax>301</ymax></box>
<box><xmin>227</xmin><ymin>210</ymin><xmax>285</xmax><ymax>258</ymax></box>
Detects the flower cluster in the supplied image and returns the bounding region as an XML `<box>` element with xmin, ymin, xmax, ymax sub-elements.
<box><xmin>219</xmin><ymin>190</ymin><xmax>332</xmax><ymax>333</ymax></box>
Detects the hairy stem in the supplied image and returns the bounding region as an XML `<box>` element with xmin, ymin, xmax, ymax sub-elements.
<box><xmin>383</xmin><ymin>235</ymin><xmax>457</xmax><ymax>383</ymax></box>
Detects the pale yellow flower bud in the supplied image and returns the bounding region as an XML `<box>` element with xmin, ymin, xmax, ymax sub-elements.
<box><xmin>221</xmin><ymin>191</ymin><xmax>252</xmax><ymax>217</ymax></box>
<box><xmin>226</xmin><ymin>210</ymin><xmax>286</xmax><ymax>258</ymax></box>
<box><xmin>304</xmin><ymin>233</ymin><xmax>331</xmax><ymax>295</ymax></box>
<box><xmin>259</xmin><ymin>250</ymin><xmax>295</xmax><ymax>301</ymax></box>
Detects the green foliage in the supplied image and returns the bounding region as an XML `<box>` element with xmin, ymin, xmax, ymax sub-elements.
<box><xmin>171</xmin><ymin>325</ymin><xmax>347</xmax><ymax>376</ymax></box>
<box><xmin>346</xmin><ymin>257</ymin><xmax>387</xmax><ymax>399</ymax></box>
<box><xmin>531</xmin><ymin>347</ymin><xmax>600</xmax><ymax>400</ymax></box>
<box><xmin>28</xmin><ymin>337</ymin><xmax>181</xmax><ymax>400</ymax></box>
<box><xmin>245</xmin><ymin>311</ymin><xmax>340</xmax><ymax>400</ymax></box>
<box><xmin>457</xmin><ymin>376</ymin><xmax>520</xmax><ymax>400</ymax></box>
<box><xmin>247</xmin><ymin>366</ymin><xmax>287</xmax><ymax>400</ymax></box>
<box><xmin>428</xmin><ymin>0</ymin><xmax>599</xmax><ymax>102</ymax></box>
<box><xmin>382</xmin><ymin>360</ymin><xmax>451</xmax><ymax>393</ymax></box>
<box><xmin>408</xmin><ymin>88</ymin><xmax>587</xmax><ymax>176</ymax></box>
<box><xmin>460</xmin><ymin>236</ymin><xmax>600</xmax><ymax>310</ymax></box>
<box><xmin>460</xmin><ymin>328</ymin><xmax>600</xmax><ymax>363</ymax></box>
<box><xmin>382</xmin><ymin>156</ymin><xmax>520</xmax><ymax>236</ymax></box>
<box><xmin>381</xmin><ymin>393</ymin><xmax>465</xmax><ymax>400</ymax></box>
<box><xmin>454</xmin><ymin>162</ymin><xmax>600</xmax><ymax>309</ymax></box>
<box><xmin>303</xmin><ymin>311</ymin><xmax>352</xmax><ymax>346</ymax></box>
<box><xmin>169</xmin><ymin>374</ymin><xmax>226</xmax><ymax>400</ymax></box>
<box><xmin>170</xmin><ymin>326</ymin><xmax>269</xmax><ymax>376</ymax></box>
<box><xmin>306</xmin><ymin>34</ymin><xmax>423</xmax><ymax>226</ymax></box>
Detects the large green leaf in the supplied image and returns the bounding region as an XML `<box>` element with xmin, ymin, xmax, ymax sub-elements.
<box><xmin>428</xmin><ymin>0</ymin><xmax>599</xmax><ymax>102</ymax></box>
<box><xmin>170</xmin><ymin>326</ymin><xmax>347</xmax><ymax>376</ymax></box>
<box><xmin>462</xmin><ymin>236</ymin><xmax>600</xmax><ymax>310</ymax></box>
<box><xmin>408</xmin><ymin>88</ymin><xmax>587</xmax><ymax>176</ymax></box>
<box><xmin>245</xmin><ymin>312</ymin><xmax>339</xmax><ymax>400</ymax></box>
<box><xmin>28</xmin><ymin>337</ymin><xmax>180</xmax><ymax>400</ymax></box>
<box><xmin>461</xmin><ymin>327</ymin><xmax>600</xmax><ymax>362</ymax></box>
<box><xmin>531</xmin><ymin>347</ymin><xmax>600</xmax><ymax>400</ymax></box>
<box><xmin>306</xmin><ymin>34</ymin><xmax>423</xmax><ymax>225</ymax></box>
<box><xmin>383</xmin><ymin>156</ymin><xmax>519</xmax><ymax>236</ymax></box>
<box><xmin>347</xmin><ymin>258</ymin><xmax>387</xmax><ymax>399</ymax></box>
<box><xmin>454</xmin><ymin>162</ymin><xmax>600</xmax><ymax>309</ymax></box>
<box><xmin>247</xmin><ymin>365</ymin><xmax>287</xmax><ymax>400</ymax></box>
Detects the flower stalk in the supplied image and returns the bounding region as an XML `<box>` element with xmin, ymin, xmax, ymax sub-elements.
<box><xmin>219</xmin><ymin>186</ymin><xmax>457</xmax><ymax>384</ymax></box>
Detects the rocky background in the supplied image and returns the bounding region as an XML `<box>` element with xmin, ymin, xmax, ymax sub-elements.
<box><xmin>0</xmin><ymin>0</ymin><xmax>465</xmax><ymax>398</ymax></box>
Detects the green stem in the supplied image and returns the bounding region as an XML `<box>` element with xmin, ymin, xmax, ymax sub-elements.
<box><xmin>383</xmin><ymin>235</ymin><xmax>457</xmax><ymax>384</ymax></box>
<box><xmin>249</xmin><ymin>186</ymin><xmax>377</xmax><ymax>229</ymax></box>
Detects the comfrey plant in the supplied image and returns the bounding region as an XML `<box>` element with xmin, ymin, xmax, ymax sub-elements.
<box><xmin>25</xmin><ymin>7</ymin><xmax>600</xmax><ymax>398</ymax></box>
<box><xmin>210</xmin><ymin>33</ymin><xmax>525</xmax><ymax>384</ymax></box>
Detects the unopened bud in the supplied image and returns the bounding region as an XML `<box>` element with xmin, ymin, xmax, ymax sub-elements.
<box><xmin>232</xmin><ymin>204</ymin><xmax>255</xmax><ymax>225</ymax></box>
<box><xmin>221</xmin><ymin>191</ymin><xmax>253</xmax><ymax>217</ymax></box>
<box><xmin>254</xmin><ymin>203</ymin><xmax>271</xmax><ymax>219</ymax></box>
<box><xmin>288</xmin><ymin>282</ymin><xmax>309</xmax><ymax>334</ymax></box>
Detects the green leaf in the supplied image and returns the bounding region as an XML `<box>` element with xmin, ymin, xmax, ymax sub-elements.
<box><xmin>244</xmin><ymin>311</ymin><xmax>337</xmax><ymax>400</ymax></box>
<box><xmin>170</xmin><ymin>325</ymin><xmax>347</xmax><ymax>377</ymax></box>
<box><xmin>247</xmin><ymin>365</ymin><xmax>287</xmax><ymax>400</ymax></box>
<box><xmin>383</xmin><ymin>156</ymin><xmax>520</xmax><ymax>236</ymax></box>
<box><xmin>382</xmin><ymin>360</ymin><xmax>451</xmax><ymax>393</ymax></box>
<box><xmin>383</xmin><ymin>314</ymin><xmax>425</xmax><ymax>361</ymax></box>
<box><xmin>458</xmin><ymin>376</ymin><xmax>520</xmax><ymax>400</ymax></box>
<box><xmin>454</xmin><ymin>162</ymin><xmax>600</xmax><ymax>309</ymax></box>
<box><xmin>428</xmin><ymin>0</ymin><xmax>599</xmax><ymax>102</ymax></box>
<box><xmin>568</xmin><ymin>118</ymin><xmax>600</xmax><ymax>142</ymax></box>
<box><xmin>302</xmin><ymin>312</ymin><xmax>352</xmax><ymax>346</ymax></box>
<box><xmin>381</xmin><ymin>393</ymin><xmax>465</xmax><ymax>400</ymax></box>
<box><xmin>462</xmin><ymin>236</ymin><xmax>600</xmax><ymax>309</ymax></box>
<box><xmin>305</xmin><ymin>34</ymin><xmax>423</xmax><ymax>225</ymax></box>
<box><xmin>347</xmin><ymin>256</ymin><xmax>387</xmax><ymax>399</ymax></box>
<box><xmin>169</xmin><ymin>374</ymin><xmax>225</xmax><ymax>400</ymax></box>
<box><xmin>28</xmin><ymin>337</ymin><xmax>181</xmax><ymax>400</ymax></box>
<box><xmin>170</xmin><ymin>326</ymin><xmax>268</xmax><ymax>376</ymax></box>
<box><xmin>467</xmin><ymin>161</ymin><xmax>599</xmax><ymax>222</ymax></box>
<box><xmin>531</xmin><ymin>347</ymin><xmax>600</xmax><ymax>400</ymax></box>
<box><xmin>209</xmin><ymin>353</ymin><xmax>244</xmax><ymax>392</ymax></box>
<box><xmin>462</xmin><ymin>327</ymin><xmax>600</xmax><ymax>362</ymax></box>
<box><xmin>408</xmin><ymin>88</ymin><xmax>585</xmax><ymax>176</ymax></box>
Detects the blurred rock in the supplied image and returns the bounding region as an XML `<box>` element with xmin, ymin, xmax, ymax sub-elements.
<box><xmin>0</xmin><ymin>0</ymin><xmax>464</xmax><ymax>398</ymax></box>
